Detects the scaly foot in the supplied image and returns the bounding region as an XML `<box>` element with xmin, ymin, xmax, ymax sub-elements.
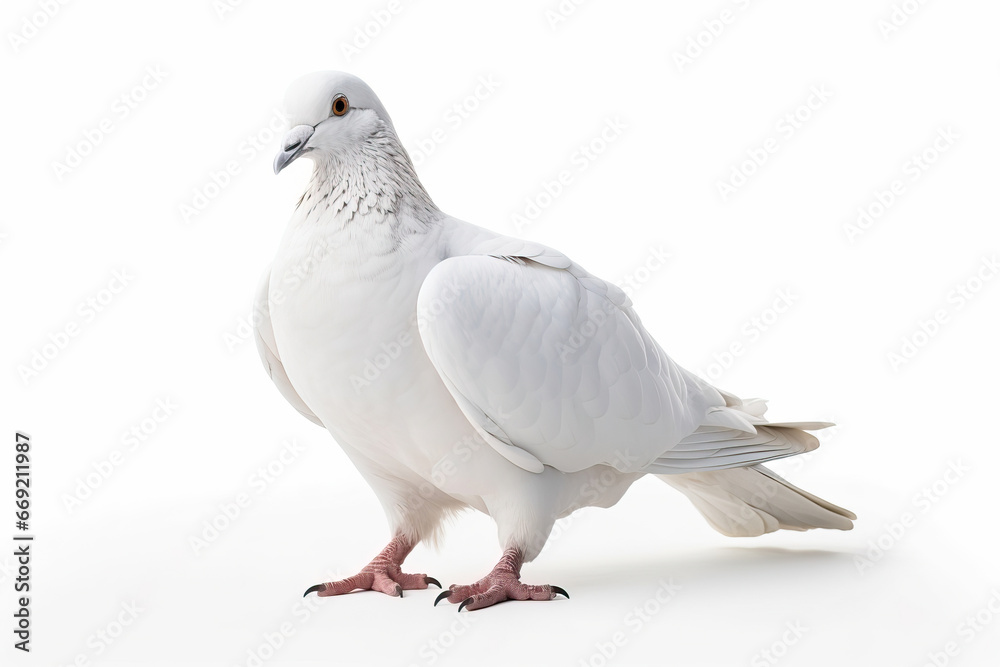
<box><xmin>433</xmin><ymin>548</ymin><xmax>568</xmax><ymax>611</ymax></box>
<box><xmin>304</xmin><ymin>533</ymin><xmax>440</xmax><ymax>598</ymax></box>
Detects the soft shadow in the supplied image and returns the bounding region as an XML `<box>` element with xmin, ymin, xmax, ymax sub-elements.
<box><xmin>539</xmin><ymin>545</ymin><xmax>856</xmax><ymax>593</ymax></box>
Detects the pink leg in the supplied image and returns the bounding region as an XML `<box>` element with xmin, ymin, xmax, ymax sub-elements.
<box><xmin>434</xmin><ymin>548</ymin><xmax>569</xmax><ymax>611</ymax></box>
<box><xmin>304</xmin><ymin>533</ymin><xmax>440</xmax><ymax>598</ymax></box>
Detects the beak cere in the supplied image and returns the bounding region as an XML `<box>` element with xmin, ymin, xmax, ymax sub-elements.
<box><xmin>273</xmin><ymin>125</ymin><xmax>316</xmax><ymax>174</ymax></box>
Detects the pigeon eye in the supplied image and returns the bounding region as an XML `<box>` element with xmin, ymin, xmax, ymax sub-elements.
<box><xmin>332</xmin><ymin>95</ymin><xmax>349</xmax><ymax>116</ymax></box>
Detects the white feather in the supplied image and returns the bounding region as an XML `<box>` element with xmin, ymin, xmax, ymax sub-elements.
<box><xmin>257</xmin><ymin>72</ymin><xmax>854</xmax><ymax>561</ymax></box>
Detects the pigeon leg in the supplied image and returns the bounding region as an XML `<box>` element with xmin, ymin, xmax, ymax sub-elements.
<box><xmin>303</xmin><ymin>533</ymin><xmax>441</xmax><ymax>598</ymax></box>
<box><xmin>433</xmin><ymin>547</ymin><xmax>569</xmax><ymax>611</ymax></box>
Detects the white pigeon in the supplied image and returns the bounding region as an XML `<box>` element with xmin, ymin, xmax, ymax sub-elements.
<box><xmin>257</xmin><ymin>71</ymin><xmax>855</xmax><ymax>611</ymax></box>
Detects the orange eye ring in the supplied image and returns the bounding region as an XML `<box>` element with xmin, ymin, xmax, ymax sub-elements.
<box><xmin>332</xmin><ymin>95</ymin><xmax>349</xmax><ymax>116</ymax></box>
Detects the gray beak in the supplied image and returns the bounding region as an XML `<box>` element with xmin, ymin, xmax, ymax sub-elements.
<box><xmin>273</xmin><ymin>125</ymin><xmax>315</xmax><ymax>174</ymax></box>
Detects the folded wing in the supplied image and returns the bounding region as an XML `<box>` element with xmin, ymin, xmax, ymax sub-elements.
<box><xmin>417</xmin><ymin>238</ymin><xmax>831</xmax><ymax>475</ymax></box>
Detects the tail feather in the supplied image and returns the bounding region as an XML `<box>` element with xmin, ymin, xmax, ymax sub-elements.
<box><xmin>659</xmin><ymin>464</ymin><xmax>856</xmax><ymax>537</ymax></box>
<box><xmin>645</xmin><ymin>390</ymin><xmax>834</xmax><ymax>474</ymax></box>
<box><xmin>646</xmin><ymin>424</ymin><xmax>822</xmax><ymax>474</ymax></box>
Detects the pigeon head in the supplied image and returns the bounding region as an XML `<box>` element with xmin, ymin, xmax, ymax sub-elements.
<box><xmin>273</xmin><ymin>71</ymin><xmax>397</xmax><ymax>175</ymax></box>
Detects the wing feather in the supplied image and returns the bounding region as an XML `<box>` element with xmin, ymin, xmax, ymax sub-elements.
<box><xmin>417</xmin><ymin>243</ymin><xmax>722</xmax><ymax>473</ymax></box>
<box><xmin>417</xmin><ymin>232</ymin><xmax>834</xmax><ymax>475</ymax></box>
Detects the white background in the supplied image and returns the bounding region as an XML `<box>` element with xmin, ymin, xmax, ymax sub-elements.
<box><xmin>2</xmin><ymin>1</ymin><xmax>999</xmax><ymax>665</ymax></box>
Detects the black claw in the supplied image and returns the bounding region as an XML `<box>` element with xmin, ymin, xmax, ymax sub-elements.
<box><xmin>303</xmin><ymin>584</ymin><xmax>324</xmax><ymax>598</ymax></box>
<box><xmin>458</xmin><ymin>598</ymin><xmax>474</xmax><ymax>612</ymax></box>
<box><xmin>433</xmin><ymin>590</ymin><xmax>452</xmax><ymax>607</ymax></box>
<box><xmin>395</xmin><ymin>585</ymin><xmax>403</xmax><ymax>598</ymax></box>
<box><xmin>551</xmin><ymin>585</ymin><xmax>570</xmax><ymax>600</ymax></box>
<box><xmin>425</xmin><ymin>576</ymin><xmax>442</xmax><ymax>589</ymax></box>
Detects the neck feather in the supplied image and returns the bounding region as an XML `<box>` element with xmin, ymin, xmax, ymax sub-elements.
<box><xmin>297</xmin><ymin>124</ymin><xmax>440</xmax><ymax>235</ymax></box>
